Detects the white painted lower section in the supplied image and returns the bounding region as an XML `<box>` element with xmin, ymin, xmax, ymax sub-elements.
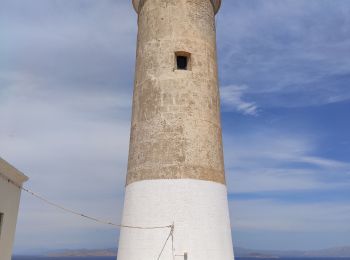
<box><xmin>117</xmin><ymin>179</ymin><xmax>234</xmax><ymax>260</ymax></box>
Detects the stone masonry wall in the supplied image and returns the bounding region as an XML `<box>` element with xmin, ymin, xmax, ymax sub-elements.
<box><xmin>126</xmin><ymin>0</ymin><xmax>225</xmax><ymax>185</ymax></box>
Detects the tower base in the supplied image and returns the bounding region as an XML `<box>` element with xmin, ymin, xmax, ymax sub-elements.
<box><xmin>117</xmin><ymin>179</ymin><xmax>234</xmax><ymax>260</ymax></box>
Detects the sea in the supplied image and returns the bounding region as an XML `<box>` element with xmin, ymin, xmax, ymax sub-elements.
<box><xmin>13</xmin><ymin>258</ymin><xmax>115</xmax><ymax>260</ymax></box>
<box><xmin>11</xmin><ymin>257</ymin><xmax>350</xmax><ymax>260</ymax></box>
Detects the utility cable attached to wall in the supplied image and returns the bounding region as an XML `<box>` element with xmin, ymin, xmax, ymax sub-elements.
<box><xmin>1</xmin><ymin>172</ymin><xmax>177</xmax><ymax>259</ymax></box>
<box><xmin>0</xmin><ymin>172</ymin><xmax>173</xmax><ymax>231</ymax></box>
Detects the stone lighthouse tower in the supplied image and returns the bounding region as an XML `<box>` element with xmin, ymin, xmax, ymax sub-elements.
<box><xmin>117</xmin><ymin>0</ymin><xmax>234</xmax><ymax>259</ymax></box>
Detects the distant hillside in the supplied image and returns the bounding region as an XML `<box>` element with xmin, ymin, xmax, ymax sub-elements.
<box><xmin>235</xmin><ymin>246</ymin><xmax>350</xmax><ymax>258</ymax></box>
<box><xmin>47</xmin><ymin>248</ymin><xmax>117</xmax><ymax>257</ymax></box>
<box><xmin>304</xmin><ymin>246</ymin><xmax>350</xmax><ymax>257</ymax></box>
<box><xmin>47</xmin><ymin>245</ymin><xmax>350</xmax><ymax>258</ymax></box>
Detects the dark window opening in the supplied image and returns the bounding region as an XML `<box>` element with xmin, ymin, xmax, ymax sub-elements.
<box><xmin>175</xmin><ymin>52</ymin><xmax>191</xmax><ymax>70</ymax></box>
<box><xmin>0</xmin><ymin>213</ymin><xmax>3</xmax><ymax>237</ymax></box>
<box><xmin>177</xmin><ymin>55</ymin><xmax>188</xmax><ymax>70</ymax></box>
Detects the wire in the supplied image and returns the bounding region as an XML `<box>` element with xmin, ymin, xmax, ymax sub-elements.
<box><xmin>171</xmin><ymin>222</ymin><xmax>175</xmax><ymax>260</ymax></box>
<box><xmin>156</xmin><ymin>225</ymin><xmax>174</xmax><ymax>260</ymax></box>
<box><xmin>1</xmin><ymin>171</ymin><xmax>177</xmax><ymax>260</ymax></box>
<box><xmin>0</xmin><ymin>172</ymin><xmax>172</xmax><ymax>230</ymax></box>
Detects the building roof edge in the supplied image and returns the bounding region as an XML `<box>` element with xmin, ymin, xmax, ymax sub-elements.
<box><xmin>0</xmin><ymin>157</ymin><xmax>29</xmax><ymax>185</ymax></box>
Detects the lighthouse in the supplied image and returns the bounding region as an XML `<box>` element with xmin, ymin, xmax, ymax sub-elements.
<box><xmin>117</xmin><ymin>0</ymin><xmax>234</xmax><ymax>259</ymax></box>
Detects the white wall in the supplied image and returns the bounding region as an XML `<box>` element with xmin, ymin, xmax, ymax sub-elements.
<box><xmin>117</xmin><ymin>179</ymin><xmax>234</xmax><ymax>260</ymax></box>
<box><xmin>0</xmin><ymin>177</ymin><xmax>22</xmax><ymax>260</ymax></box>
<box><xmin>0</xmin><ymin>159</ymin><xmax>27</xmax><ymax>260</ymax></box>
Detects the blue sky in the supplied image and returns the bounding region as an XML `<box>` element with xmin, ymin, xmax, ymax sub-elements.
<box><xmin>0</xmin><ymin>0</ymin><xmax>349</xmax><ymax>254</ymax></box>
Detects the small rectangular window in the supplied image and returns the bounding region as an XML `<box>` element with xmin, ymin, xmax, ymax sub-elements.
<box><xmin>175</xmin><ymin>52</ymin><xmax>191</xmax><ymax>70</ymax></box>
<box><xmin>0</xmin><ymin>213</ymin><xmax>4</xmax><ymax>238</ymax></box>
<box><xmin>177</xmin><ymin>56</ymin><xmax>188</xmax><ymax>70</ymax></box>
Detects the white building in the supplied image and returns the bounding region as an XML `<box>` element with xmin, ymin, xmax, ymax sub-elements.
<box><xmin>0</xmin><ymin>158</ymin><xmax>28</xmax><ymax>260</ymax></box>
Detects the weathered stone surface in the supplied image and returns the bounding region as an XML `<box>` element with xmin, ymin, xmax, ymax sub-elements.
<box><xmin>132</xmin><ymin>0</ymin><xmax>221</xmax><ymax>14</ymax></box>
<box><xmin>126</xmin><ymin>0</ymin><xmax>225</xmax><ymax>185</ymax></box>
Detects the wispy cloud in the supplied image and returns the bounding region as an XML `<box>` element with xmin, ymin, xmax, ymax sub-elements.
<box><xmin>221</xmin><ymin>85</ymin><xmax>258</xmax><ymax>115</ymax></box>
<box><xmin>218</xmin><ymin>0</ymin><xmax>350</xmax><ymax>109</ymax></box>
<box><xmin>224</xmin><ymin>130</ymin><xmax>350</xmax><ymax>194</ymax></box>
<box><xmin>0</xmin><ymin>79</ymin><xmax>131</xmax><ymax>253</ymax></box>
<box><xmin>0</xmin><ymin>1</ymin><xmax>137</xmax><ymax>253</ymax></box>
<box><xmin>224</xmin><ymin>125</ymin><xmax>350</xmax><ymax>248</ymax></box>
<box><xmin>230</xmin><ymin>199</ymin><xmax>350</xmax><ymax>232</ymax></box>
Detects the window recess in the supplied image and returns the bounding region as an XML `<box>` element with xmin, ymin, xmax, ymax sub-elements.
<box><xmin>175</xmin><ymin>52</ymin><xmax>191</xmax><ymax>70</ymax></box>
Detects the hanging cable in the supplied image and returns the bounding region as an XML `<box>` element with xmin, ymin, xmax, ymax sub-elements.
<box><xmin>1</xmin><ymin>171</ymin><xmax>178</xmax><ymax>260</ymax></box>
<box><xmin>0</xmin><ymin>172</ymin><xmax>172</xmax><ymax>230</ymax></box>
